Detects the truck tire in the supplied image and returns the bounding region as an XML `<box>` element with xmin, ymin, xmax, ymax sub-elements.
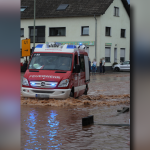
<box><xmin>70</xmin><ymin>87</ymin><xmax>74</xmax><ymax>97</ymax></box>
<box><xmin>83</xmin><ymin>84</ymin><xmax>88</xmax><ymax>95</ymax></box>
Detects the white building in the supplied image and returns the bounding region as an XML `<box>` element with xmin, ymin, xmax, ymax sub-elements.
<box><xmin>21</xmin><ymin>0</ymin><xmax>130</xmax><ymax>71</ymax></box>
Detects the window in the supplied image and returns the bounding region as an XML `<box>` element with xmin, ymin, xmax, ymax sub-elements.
<box><xmin>56</xmin><ymin>4</ymin><xmax>69</xmax><ymax>11</ymax></box>
<box><xmin>73</xmin><ymin>55</ymin><xmax>78</xmax><ymax>73</ymax></box>
<box><xmin>105</xmin><ymin>47</ymin><xmax>111</xmax><ymax>62</ymax></box>
<box><xmin>20</xmin><ymin>49</ymin><xmax>23</xmax><ymax>58</ymax></box>
<box><xmin>29</xmin><ymin>53</ymin><xmax>72</xmax><ymax>71</ymax></box>
<box><xmin>121</xmin><ymin>29</ymin><xmax>126</xmax><ymax>38</ymax></box>
<box><xmin>114</xmin><ymin>48</ymin><xmax>117</xmax><ymax>63</ymax></box>
<box><xmin>21</xmin><ymin>7</ymin><xmax>27</xmax><ymax>12</ymax></box>
<box><xmin>29</xmin><ymin>26</ymin><xmax>45</xmax><ymax>43</ymax></box>
<box><xmin>105</xmin><ymin>27</ymin><xmax>111</xmax><ymax>36</ymax></box>
<box><xmin>81</xmin><ymin>26</ymin><xmax>89</xmax><ymax>35</ymax></box>
<box><xmin>120</xmin><ymin>48</ymin><xmax>125</xmax><ymax>62</ymax></box>
<box><xmin>49</xmin><ymin>27</ymin><xmax>66</xmax><ymax>36</ymax></box>
<box><xmin>122</xmin><ymin>61</ymin><xmax>129</xmax><ymax>65</ymax></box>
<box><xmin>114</xmin><ymin>7</ymin><xmax>119</xmax><ymax>16</ymax></box>
<box><xmin>30</xmin><ymin>29</ymin><xmax>37</xmax><ymax>36</ymax></box>
<box><xmin>79</xmin><ymin>55</ymin><xmax>85</xmax><ymax>72</ymax></box>
<box><xmin>20</xmin><ymin>28</ymin><xmax>24</xmax><ymax>37</ymax></box>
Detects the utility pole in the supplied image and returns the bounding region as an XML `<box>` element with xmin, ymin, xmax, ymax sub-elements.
<box><xmin>33</xmin><ymin>0</ymin><xmax>36</xmax><ymax>49</ymax></box>
<box><xmin>94</xmin><ymin>15</ymin><xmax>97</xmax><ymax>61</ymax></box>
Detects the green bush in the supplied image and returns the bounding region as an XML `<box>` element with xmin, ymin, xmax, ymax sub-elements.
<box><xmin>112</xmin><ymin>62</ymin><xmax>118</xmax><ymax>67</ymax></box>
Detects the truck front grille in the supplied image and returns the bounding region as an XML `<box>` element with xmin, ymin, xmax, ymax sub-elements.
<box><xmin>32</xmin><ymin>90</ymin><xmax>54</xmax><ymax>94</ymax></box>
<box><xmin>30</xmin><ymin>81</ymin><xmax>58</xmax><ymax>88</ymax></box>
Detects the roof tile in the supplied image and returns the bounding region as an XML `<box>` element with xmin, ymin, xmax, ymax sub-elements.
<box><xmin>21</xmin><ymin>0</ymin><xmax>129</xmax><ymax>19</ymax></box>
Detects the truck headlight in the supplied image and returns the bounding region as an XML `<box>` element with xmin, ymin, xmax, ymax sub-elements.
<box><xmin>22</xmin><ymin>77</ymin><xmax>29</xmax><ymax>86</ymax></box>
<box><xmin>58</xmin><ymin>79</ymin><xmax>69</xmax><ymax>87</ymax></box>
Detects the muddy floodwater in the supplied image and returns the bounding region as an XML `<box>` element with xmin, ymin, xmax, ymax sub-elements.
<box><xmin>21</xmin><ymin>105</ymin><xmax>130</xmax><ymax>150</ymax></box>
<box><xmin>21</xmin><ymin>72</ymin><xmax>130</xmax><ymax>149</ymax></box>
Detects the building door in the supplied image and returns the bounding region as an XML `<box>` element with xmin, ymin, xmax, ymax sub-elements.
<box><xmin>105</xmin><ymin>47</ymin><xmax>111</xmax><ymax>62</ymax></box>
<box><xmin>120</xmin><ymin>48</ymin><xmax>125</xmax><ymax>62</ymax></box>
<box><xmin>114</xmin><ymin>48</ymin><xmax>117</xmax><ymax>63</ymax></box>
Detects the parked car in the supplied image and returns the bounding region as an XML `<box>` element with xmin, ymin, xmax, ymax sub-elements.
<box><xmin>112</xmin><ymin>61</ymin><xmax>130</xmax><ymax>72</ymax></box>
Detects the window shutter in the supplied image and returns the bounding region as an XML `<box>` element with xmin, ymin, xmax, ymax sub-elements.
<box><xmin>120</xmin><ymin>49</ymin><xmax>125</xmax><ymax>57</ymax></box>
<box><xmin>82</xmin><ymin>27</ymin><xmax>89</xmax><ymax>35</ymax></box>
<box><xmin>117</xmin><ymin>8</ymin><xmax>119</xmax><ymax>16</ymax></box>
<box><xmin>105</xmin><ymin>48</ymin><xmax>110</xmax><ymax>57</ymax></box>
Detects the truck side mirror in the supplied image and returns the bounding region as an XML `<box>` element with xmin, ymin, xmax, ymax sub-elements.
<box><xmin>75</xmin><ymin>64</ymin><xmax>80</xmax><ymax>73</ymax></box>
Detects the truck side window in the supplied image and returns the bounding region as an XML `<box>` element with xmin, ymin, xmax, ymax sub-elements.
<box><xmin>79</xmin><ymin>55</ymin><xmax>85</xmax><ymax>72</ymax></box>
<box><xmin>73</xmin><ymin>55</ymin><xmax>77</xmax><ymax>73</ymax></box>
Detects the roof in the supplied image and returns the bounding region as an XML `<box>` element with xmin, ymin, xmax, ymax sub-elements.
<box><xmin>21</xmin><ymin>0</ymin><xmax>130</xmax><ymax>19</ymax></box>
<box><xmin>121</xmin><ymin>0</ymin><xmax>130</xmax><ymax>17</ymax></box>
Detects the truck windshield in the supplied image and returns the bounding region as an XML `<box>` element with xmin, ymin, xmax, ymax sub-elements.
<box><xmin>29</xmin><ymin>53</ymin><xmax>72</xmax><ymax>71</ymax></box>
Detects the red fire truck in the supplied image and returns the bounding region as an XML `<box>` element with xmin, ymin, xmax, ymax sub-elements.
<box><xmin>21</xmin><ymin>42</ymin><xmax>90</xmax><ymax>99</ymax></box>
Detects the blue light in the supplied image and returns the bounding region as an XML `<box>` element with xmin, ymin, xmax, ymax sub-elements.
<box><xmin>79</xmin><ymin>43</ymin><xmax>82</xmax><ymax>46</ymax></box>
<box><xmin>51</xmin><ymin>84</ymin><xmax>55</xmax><ymax>86</ymax></box>
<box><xmin>31</xmin><ymin>82</ymin><xmax>35</xmax><ymax>85</ymax></box>
<box><xmin>55</xmin><ymin>42</ymin><xmax>62</xmax><ymax>46</ymax></box>
<box><xmin>35</xmin><ymin>44</ymin><xmax>43</xmax><ymax>48</ymax></box>
<box><xmin>67</xmin><ymin>45</ymin><xmax>76</xmax><ymax>49</ymax></box>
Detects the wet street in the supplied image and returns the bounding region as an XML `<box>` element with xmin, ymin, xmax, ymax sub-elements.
<box><xmin>21</xmin><ymin>72</ymin><xmax>130</xmax><ymax>149</ymax></box>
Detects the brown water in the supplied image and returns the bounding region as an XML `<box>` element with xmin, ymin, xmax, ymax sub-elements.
<box><xmin>21</xmin><ymin>105</ymin><xmax>130</xmax><ymax>149</ymax></box>
<box><xmin>21</xmin><ymin>72</ymin><xmax>130</xmax><ymax>149</ymax></box>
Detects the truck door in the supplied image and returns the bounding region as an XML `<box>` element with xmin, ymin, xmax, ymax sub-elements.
<box><xmin>84</xmin><ymin>55</ymin><xmax>90</xmax><ymax>82</ymax></box>
<box><xmin>73</xmin><ymin>54</ymin><xmax>79</xmax><ymax>97</ymax></box>
<box><xmin>78</xmin><ymin>54</ymin><xmax>86</xmax><ymax>96</ymax></box>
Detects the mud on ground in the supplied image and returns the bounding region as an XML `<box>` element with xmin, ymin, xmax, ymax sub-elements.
<box><xmin>21</xmin><ymin>72</ymin><xmax>130</xmax><ymax>107</ymax></box>
<box><xmin>21</xmin><ymin>94</ymin><xmax>130</xmax><ymax>107</ymax></box>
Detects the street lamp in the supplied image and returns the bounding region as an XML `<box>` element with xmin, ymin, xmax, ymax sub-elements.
<box><xmin>94</xmin><ymin>15</ymin><xmax>97</xmax><ymax>61</ymax></box>
<box><xmin>33</xmin><ymin>0</ymin><xmax>36</xmax><ymax>49</ymax></box>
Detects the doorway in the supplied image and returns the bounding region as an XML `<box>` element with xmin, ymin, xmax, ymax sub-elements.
<box><xmin>114</xmin><ymin>48</ymin><xmax>117</xmax><ymax>63</ymax></box>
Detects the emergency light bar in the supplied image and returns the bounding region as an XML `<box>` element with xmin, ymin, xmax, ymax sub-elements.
<box><xmin>46</xmin><ymin>42</ymin><xmax>62</xmax><ymax>48</ymax></box>
<box><xmin>34</xmin><ymin>42</ymin><xmax>87</xmax><ymax>53</ymax></box>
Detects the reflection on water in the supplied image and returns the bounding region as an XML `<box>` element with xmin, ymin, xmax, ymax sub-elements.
<box><xmin>22</xmin><ymin>105</ymin><xmax>130</xmax><ymax>149</ymax></box>
<box><xmin>23</xmin><ymin>109</ymin><xmax>62</xmax><ymax>149</ymax></box>
<box><xmin>25</xmin><ymin>109</ymin><xmax>39</xmax><ymax>148</ymax></box>
<box><xmin>46</xmin><ymin>111</ymin><xmax>61</xmax><ymax>149</ymax></box>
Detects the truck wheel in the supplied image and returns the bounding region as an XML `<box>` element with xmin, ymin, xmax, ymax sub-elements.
<box><xmin>115</xmin><ymin>67</ymin><xmax>120</xmax><ymax>72</ymax></box>
<box><xmin>83</xmin><ymin>85</ymin><xmax>88</xmax><ymax>95</ymax></box>
<box><xmin>70</xmin><ymin>88</ymin><xmax>74</xmax><ymax>97</ymax></box>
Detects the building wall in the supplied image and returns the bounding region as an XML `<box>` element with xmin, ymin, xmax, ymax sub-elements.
<box><xmin>21</xmin><ymin>16</ymin><xmax>97</xmax><ymax>62</ymax></box>
<box><xmin>21</xmin><ymin>0</ymin><xmax>130</xmax><ymax>68</ymax></box>
<box><xmin>98</xmin><ymin>0</ymin><xmax>130</xmax><ymax>67</ymax></box>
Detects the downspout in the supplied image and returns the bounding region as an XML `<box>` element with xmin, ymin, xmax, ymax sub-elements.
<box><xmin>94</xmin><ymin>15</ymin><xmax>97</xmax><ymax>61</ymax></box>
